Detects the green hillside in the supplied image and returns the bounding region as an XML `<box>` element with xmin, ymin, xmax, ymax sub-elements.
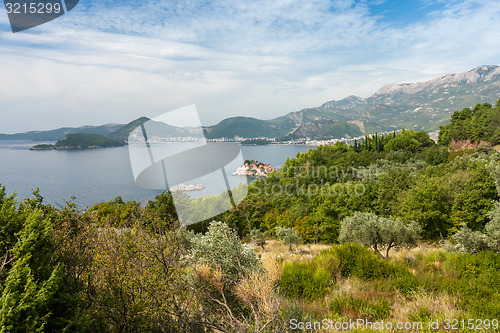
<box><xmin>110</xmin><ymin>117</ymin><xmax>150</xmax><ymax>142</ymax></box>
<box><xmin>204</xmin><ymin>116</ymin><xmax>288</xmax><ymax>139</ymax></box>
<box><xmin>283</xmin><ymin>120</ymin><xmax>363</xmax><ymax>140</ymax></box>
<box><xmin>438</xmin><ymin>98</ymin><xmax>500</xmax><ymax>145</ymax></box>
<box><xmin>54</xmin><ymin>133</ymin><xmax>126</xmax><ymax>149</ymax></box>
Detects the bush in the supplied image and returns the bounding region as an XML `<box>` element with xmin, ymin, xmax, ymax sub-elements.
<box><xmin>321</xmin><ymin>243</ymin><xmax>395</xmax><ymax>280</ymax></box>
<box><xmin>280</xmin><ymin>262</ymin><xmax>332</xmax><ymax>301</ymax></box>
<box><xmin>441</xmin><ymin>251</ymin><xmax>500</xmax><ymax>317</ymax></box>
<box><xmin>185</xmin><ymin>221</ymin><xmax>259</xmax><ymax>283</ymax></box>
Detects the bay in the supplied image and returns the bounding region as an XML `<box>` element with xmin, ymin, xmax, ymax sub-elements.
<box><xmin>0</xmin><ymin>140</ymin><xmax>315</xmax><ymax>208</ymax></box>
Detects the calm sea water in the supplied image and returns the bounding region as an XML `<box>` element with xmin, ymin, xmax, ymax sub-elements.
<box><xmin>0</xmin><ymin>140</ymin><xmax>315</xmax><ymax>208</ymax></box>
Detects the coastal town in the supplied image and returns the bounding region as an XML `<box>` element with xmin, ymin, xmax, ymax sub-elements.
<box><xmin>126</xmin><ymin>129</ymin><xmax>413</xmax><ymax>146</ymax></box>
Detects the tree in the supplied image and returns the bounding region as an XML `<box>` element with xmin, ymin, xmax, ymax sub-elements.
<box><xmin>250</xmin><ymin>229</ymin><xmax>267</xmax><ymax>252</ymax></box>
<box><xmin>398</xmin><ymin>176</ymin><xmax>452</xmax><ymax>239</ymax></box>
<box><xmin>385</xmin><ymin>129</ymin><xmax>434</xmax><ymax>152</ymax></box>
<box><xmin>185</xmin><ymin>221</ymin><xmax>259</xmax><ymax>283</ymax></box>
<box><xmin>275</xmin><ymin>226</ymin><xmax>302</xmax><ymax>253</ymax></box>
<box><xmin>0</xmin><ymin>210</ymin><xmax>73</xmax><ymax>332</ymax></box>
<box><xmin>338</xmin><ymin>212</ymin><xmax>421</xmax><ymax>259</ymax></box>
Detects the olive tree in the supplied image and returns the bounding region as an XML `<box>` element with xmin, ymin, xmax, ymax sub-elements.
<box><xmin>275</xmin><ymin>226</ymin><xmax>302</xmax><ymax>253</ymax></box>
<box><xmin>185</xmin><ymin>221</ymin><xmax>259</xmax><ymax>282</ymax></box>
<box><xmin>339</xmin><ymin>212</ymin><xmax>421</xmax><ymax>258</ymax></box>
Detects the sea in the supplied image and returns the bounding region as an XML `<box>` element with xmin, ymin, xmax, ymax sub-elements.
<box><xmin>0</xmin><ymin>140</ymin><xmax>315</xmax><ymax>208</ymax></box>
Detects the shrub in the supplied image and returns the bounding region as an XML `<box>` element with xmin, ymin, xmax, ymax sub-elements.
<box><xmin>280</xmin><ymin>262</ymin><xmax>332</xmax><ymax>301</ymax></box>
<box><xmin>185</xmin><ymin>221</ymin><xmax>259</xmax><ymax>283</ymax></box>
<box><xmin>322</xmin><ymin>243</ymin><xmax>395</xmax><ymax>279</ymax></box>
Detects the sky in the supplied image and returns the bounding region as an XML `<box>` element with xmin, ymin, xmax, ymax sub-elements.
<box><xmin>0</xmin><ymin>0</ymin><xmax>500</xmax><ymax>133</ymax></box>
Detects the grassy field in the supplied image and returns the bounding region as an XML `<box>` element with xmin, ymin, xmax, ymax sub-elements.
<box><xmin>251</xmin><ymin>241</ymin><xmax>500</xmax><ymax>332</ymax></box>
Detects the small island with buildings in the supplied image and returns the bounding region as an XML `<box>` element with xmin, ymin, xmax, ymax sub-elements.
<box><xmin>232</xmin><ymin>160</ymin><xmax>276</xmax><ymax>177</ymax></box>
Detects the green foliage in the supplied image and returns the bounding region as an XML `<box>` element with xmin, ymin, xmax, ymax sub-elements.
<box><xmin>384</xmin><ymin>129</ymin><xmax>434</xmax><ymax>152</ymax></box>
<box><xmin>398</xmin><ymin>175</ymin><xmax>452</xmax><ymax>239</ymax></box>
<box><xmin>329</xmin><ymin>296</ymin><xmax>391</xmax><ymax>320</ymax></box>
<box><xmin>321</xmin><ymin>243</ymin><xmax>396</xmax><ymax>280</ymax></box>
<box><xmin>249</xmin><ymin>229</ymin><xmax>267</xmax><ymax>251</ymax></box>
<box><xmin>280</xmin><ymin>262</ymin><xmax>332</xmax><ymax>301</ymax></box>
<box><xmin>54</xmin><ymin>133</ymin><xmax>126</xmax><ymax>149</ymax></box>
<box><xmin>87</xmin><ymin>197</ymin><xmax>140</xmax><ymax>227</ymax></box>
<box><xmin>0</xmin><ymin>211</ymin><xmax>68</xmax><ymax>332</ymax></box>
<box><xmin>185</xmin><ymin>221</ymin><xmax>259</xmax><ymax>283</ymax></box>
<box><xmin>339</xmin><ymin>212</ymin><xmax>421</xmax><ymax>258</ymax></box>
<box><xmin>450</xmin><ymin>163</ymin><xmax>498</xmax><ymax>231</ymax></box>
<box><xmin>438</xmin><ymin>99</ymin><xmax>500</xmax><ymax>145</ymax></box>
<box><xmin>442</xmin><ymin>251</ymin><xmax>500</xmax><ymax>317</ymax></box>
<box><xmin>275</xmin><ymin>226</ymin><xmax>303</xmax><ymax>253</ymax></box>
<box><xmin>241</xmin><ymin>138</ymin><xmax>271</xmax><ymax>145</ymax></box>
<box><xmin>0</xmin><ymin>189</ymin><xmax>24</xmax><ymax>258</ymax></box>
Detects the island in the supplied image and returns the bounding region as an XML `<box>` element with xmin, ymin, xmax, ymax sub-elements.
<box><xmin>240</xmin><ymin>138</ymin><xmax>272</xmax><ymax>145</ymax></box>
<box><xmin>169</xmin><ymin>183</ymin><xmax>205</xmax><ymax>192</ymax></box>
<box><xmin>232</xmin><ymin>160</ymin><xmax>276</xmax><ymax>177</ymax></box>
<box><xmin>30</xmin><ymin>133</ymin><xmax>126</xmax><ymax>150</ymax></box>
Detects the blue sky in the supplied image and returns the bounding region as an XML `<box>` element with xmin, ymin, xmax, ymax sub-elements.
<box><xmin>0</xmin><ymin>0</ymin><xmax>499</xmax><ymax>133</ymax></box>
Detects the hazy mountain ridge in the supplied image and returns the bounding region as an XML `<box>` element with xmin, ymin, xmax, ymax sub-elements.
<box><xmin>275</xmin><ymin>65</ymin><xmax>500</xmax><ymax>133</ymax></box>
<box><xmin>0</xmin><ymin>123</ymin><xmax>124</xmax><ymax>141</ymax></box>
<box><xmin>2</xmin><ymin>65</ymin><xmax>499</xmax><ymax>141</ymax></box>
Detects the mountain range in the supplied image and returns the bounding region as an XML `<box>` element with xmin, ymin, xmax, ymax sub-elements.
<box><xmin>2</xmin><ymin>65</ymin><xmax>500</xmax><ymax>141</ymax></box>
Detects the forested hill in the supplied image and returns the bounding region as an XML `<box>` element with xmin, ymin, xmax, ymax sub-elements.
<box><xmin>438</xmin><ymin>98</ymin><xmax>500</xmax><ymax>145</ymax></box>
<box><xmin>30</xmin><ymin>133</ymin><xmax>126</xmax><ymax>150</ymax></box>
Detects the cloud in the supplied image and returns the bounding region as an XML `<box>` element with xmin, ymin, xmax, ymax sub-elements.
<box><xmin>0</xmin><ymin>0</ymin><xmax>500</xmax><ymax>132</ymax></box>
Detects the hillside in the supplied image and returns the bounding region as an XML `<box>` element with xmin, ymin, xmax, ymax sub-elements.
<box><xmin>30</xmin><ymin>133</ymin><xmax>126</xmax><ymax>150</ymax></box>
<box><xmin>203</xmin><ymin>65</ymin><xmax>500</xmax><ymax>138</ymax></box>
<box><xmin>203</xmin><ymin>116</ymin><xmax>289</xmax><ymax>139</ymax></box>
<box><xmin>0</xmin><ymin>123</ymin><xmax>123</xmax><ymax>141</ymax></box>
<box><xmin>438</xmin><ymin>99</ymin><xmax>500</xmax><ymax>146</ymax></box>
<box><xmin>275</xmin><ymin>65</ymin><xmax>500</xmax><ymax>132</ymax></box>
<box><xmin>282</xmin><ymin>119</ymin><xmax>363</xmax><ymax>140</ymax></box>
<box><xmin>4</xmin><ymin>65</ymin><xmax>500</xmax><ymax>141</ymax></box>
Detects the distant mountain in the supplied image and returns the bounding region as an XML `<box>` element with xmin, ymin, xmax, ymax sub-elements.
<box><xmin>0</xmin><ymin>116</ymin><xmax>199</xmax><ymax>143</ymax></box>
<box><xmin>203</xmin><ymin>117</ymin><xmax>289</xmax><ymax>139</ymax></box>
<box><xmin>110</xmin><ymin>117</ymin><xmax>149</xmax><ymax>142</ymax></box>
<box><xmin>30</xmin><ymin>133</ymin><xmax>126</xmax><ymax>150</ymax></box>
<box><xmin>275</xmin><ymin>65</ymin><xmax>500</xmax><ymax>133</ymax></box>
<box><xmin>282</xmin><ymin>119</ymin><xmax>363</xmax><ymax>140</ymax></box>
<box><xmin>204</xmin><ymin>65</ymin><xmax>500</xmax><ymax>139</ymax></box>
<box><xmin>3</xmin><ymin>66</ymin><xmax>499</xmax><ymax>141</ymax></box>
<box><xmin>0</xmin><ymin>123</ymin><xmax>124</xmax><ymax>141</ymax></box>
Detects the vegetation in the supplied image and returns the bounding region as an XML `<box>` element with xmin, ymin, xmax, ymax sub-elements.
<box><xmin>241</xmin><ymin>138</ymin><xmax>271</xmax><ymax>145</ymax></box>
<box><xmin>54</xmin><ymin>133</ymin><xmax>126</xmax><ymax>149</ymax></box>
<box><xmin>281</xmin><ymin>120</ymin><xmax>363</xmax><ymax>140</ymax></box>
<box><xmin>338</xmin><ymin>212</ymin><xmax>421</xmax><ymax>258</ymax></box>
<box><xmin>438</xmin><ymin>100</ymin><xmax>500</xmax><ymax>145</ymax></box>
<box><xmin>2</xmin><ymin>97</ymin><xmax>500</xmax><ymax>331</ymax></box>
<box><xmin>204</xmin><ymin>116</ymin><xmax>287</xmax><ymax>139</ymax></box>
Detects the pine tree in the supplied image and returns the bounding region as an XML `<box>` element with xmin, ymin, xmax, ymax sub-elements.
<box><xmin>0</xmin><ymin>211</ymin><xmax>67</xmax><ymax>332</ymax></box>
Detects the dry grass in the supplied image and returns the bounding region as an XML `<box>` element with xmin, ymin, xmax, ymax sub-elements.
<box><xmin>253</xmin><ymin>239</ymin><xmax>331</xmax><ymax>262</ymax></box>
<box><xmin>390</xmin><ymin>290</ymin><xmax>463</xmax><ymax>327</ymax></box>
